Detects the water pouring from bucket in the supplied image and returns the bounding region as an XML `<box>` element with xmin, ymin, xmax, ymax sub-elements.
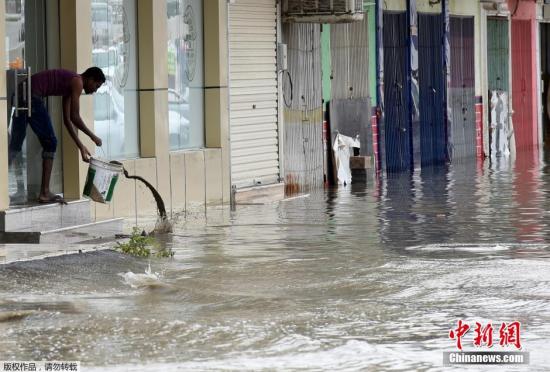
<box><xmin>83</xmin><ymin>158</ymin><xmax>173</xmax><ymax>234</ymax></box>
<box><xmin>109</xmin><ymin>161</ymin><xmax>172</xmax><ymax>234</ymax></box>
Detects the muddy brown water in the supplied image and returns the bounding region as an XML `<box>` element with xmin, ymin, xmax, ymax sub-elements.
<box><xmin>1</xmin><ymin>153</ymin><xmax>550</xmax><ymax>371</ymax></box>
<box><xmin>110</xmin><ymin>161</ymin><xmax>172</xmax><ymax>234</ymax></box>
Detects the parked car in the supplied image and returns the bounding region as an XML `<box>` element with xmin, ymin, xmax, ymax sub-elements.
<box><xmin>168</xmin><ymin>88</ymin><xmax>190</xmax><ymax>149</ymax></box>
<box><xmin>93</xmin><ymin>71</ymin><xmax>131</xmax><ymax>158</ymax></box>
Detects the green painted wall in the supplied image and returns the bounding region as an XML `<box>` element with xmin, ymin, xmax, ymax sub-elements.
<box><xmin>321</xmin><ymin>5</ymin><xmax>377</xmax><ymax>111</ymax></box>
<box><xmin>321</xmin><ymin>24</ymin><xmax>331</xmax><ymax>111</ymax></box>
<box><xmin>366</xmin><ymin>3</ymin><xmax>377</xmax><ymax>107</ymax></box>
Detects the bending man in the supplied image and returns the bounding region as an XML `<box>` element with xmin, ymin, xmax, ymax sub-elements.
<box><xmin>8</xmin><ymin>67</ymin><xmax>106</xmax><ymax>204</ymax></box>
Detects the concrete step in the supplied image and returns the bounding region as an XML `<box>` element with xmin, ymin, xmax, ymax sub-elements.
<box><xmin>0</xmin><ymin>218</ymin><xmax>124</xmax><ymax>244</ymax></box>
<box><xmin>234</xmin><ymin>183</ymin><xmax>285</xmax><ymax>205</ymax></box>
<box><xmin>1</xmin><ymin>199</ymin><xmax>124</xmax><ymax>244</ymax></box>
<box><xmin>1</xmin><ymin>199</ymin><xmax>91</xmax><ymax>232</ymax></box>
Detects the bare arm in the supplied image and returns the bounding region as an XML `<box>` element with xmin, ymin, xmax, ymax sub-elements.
<box><xmin>66</xmin><ymin>77</ymin><xmax>99</xmax><ymax>141</ymax></box>
<box><xmin>63</xmin><ymin>80</ymin><xmax>91</xmax><ymax>162</ymax></box>
<box><xmin>62</xmin><ymin>95</ymin><xmax>85</xmax><ymax>150</ymax></box>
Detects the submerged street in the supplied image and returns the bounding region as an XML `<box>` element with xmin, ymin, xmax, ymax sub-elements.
<box><xmin>1</xmin><ymin>152</ymin><xmax>550</xmax><ymax>371</ymax></box>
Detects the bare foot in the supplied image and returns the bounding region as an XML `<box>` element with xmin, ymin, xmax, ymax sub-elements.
<box><xmin>38</xmin><ymin>193</ymin><xmax>67</xmax><ymax>205</ymax></box>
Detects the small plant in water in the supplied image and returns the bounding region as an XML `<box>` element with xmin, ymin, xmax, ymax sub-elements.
<box><xmin>116</xmin><ymin>227</ymin><xmax>174</xmax><ymax>258</ymax></box>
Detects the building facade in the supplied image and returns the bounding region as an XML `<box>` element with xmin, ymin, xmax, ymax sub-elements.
<box><xmin>0</xmin><ymin>0</ymin><xmax>230</xmax><ymax>222</ymax></box>
<box><xmin>1</xmin><ymin>0</ymin><xmax>549</xmax><ymax>233</ymax></box>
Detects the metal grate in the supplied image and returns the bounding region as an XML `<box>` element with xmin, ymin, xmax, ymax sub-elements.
<box><xmin>283</xmin><ymin>0</ymin><xmax>365</xmax><ymax>23</ymax></box>
<box><xmin>285</xmin><ymin>0</ymin><xmax>363</xmax><ymax>14</ymax></box>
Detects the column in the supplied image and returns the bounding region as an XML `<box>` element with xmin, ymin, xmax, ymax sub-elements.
<box><xmin>59</xmin><ymin>0</ymin><xmax>94</xmax><ymax>200</ymax></box>
<box><xmin>204</xmin><ymin>0</ymin><xmax>230</xmax><ymax>203</ymax></box>
<box><xmin>0</xmin><ymin>0</ymin><xmax>8</xmax><ymax>210</ymax></box>
<box><xmin>137</xmin><ymin>0</ymin><xmax>170</xmax><ymax>207</ymax></box>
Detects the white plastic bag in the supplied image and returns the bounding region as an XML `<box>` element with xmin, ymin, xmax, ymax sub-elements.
<box><xmin>332</xmin><ymin>134</ymin><xmax>360</xmax><ymax>186</ymax></box>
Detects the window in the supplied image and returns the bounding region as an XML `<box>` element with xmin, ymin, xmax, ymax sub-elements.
<box><xmin>92</xmin><ymin>0</ymin><xmax>139</xmax><ymax>160</ymax></box>
<box><xmin>167</xmin><ymin>0</ymin><xmax>204</xmax><ymax>150</ymax></box>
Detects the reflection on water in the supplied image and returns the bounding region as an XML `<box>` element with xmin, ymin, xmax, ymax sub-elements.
<box><xmin>1</xmin><ymin>151</ymin><xmax>550</xmax><ymax>371</ymax></box>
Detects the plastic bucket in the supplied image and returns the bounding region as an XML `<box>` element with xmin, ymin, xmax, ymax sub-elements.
<box><xmin>83</xmin><ymin>157</ymin><xmax>123</xmax><ymax>203</ymax></box>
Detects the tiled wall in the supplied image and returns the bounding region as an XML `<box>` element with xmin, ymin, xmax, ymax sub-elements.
<box><xmin>92</xmin><ymin>149</ymin><xmax>224</xmax><ymax>220</ymax></box>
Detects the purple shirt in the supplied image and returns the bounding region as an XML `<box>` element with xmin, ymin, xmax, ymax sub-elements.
<box><xmin>31</xmin><ymin>69</ymin><xmax>80</xmax><ymax>97</ymax></box>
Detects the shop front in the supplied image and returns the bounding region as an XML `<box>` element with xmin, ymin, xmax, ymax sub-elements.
<box><xmin>1</xmin><ymin>0</ymin><xmax>230</xmax><ymax>239</ymax></box>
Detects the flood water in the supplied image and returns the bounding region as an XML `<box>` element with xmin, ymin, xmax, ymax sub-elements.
<box><xmin>2</xmin><ymin>151</ymin><xmax>550</xmax><ymax>371</ymax></box>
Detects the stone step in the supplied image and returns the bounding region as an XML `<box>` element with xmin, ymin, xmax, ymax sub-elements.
<box><xmin>0</xmin><ymin>218</ymin><xmax>124</xmax><ymax>244</ymax></box>
<box><xmin>1</xmin><ymin>199</ymin><xmax>91</xmax><ymax>232</ymax></box>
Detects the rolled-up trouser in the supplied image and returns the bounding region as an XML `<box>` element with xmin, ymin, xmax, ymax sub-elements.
<box><xmin>8</xmin><ymin>96</ymin><xmax>57</xmax><ymax>160</ymax></box>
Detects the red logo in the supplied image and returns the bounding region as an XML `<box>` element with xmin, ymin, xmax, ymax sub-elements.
<box><xmin>449</xmin><ymin>320</ymin><xmax>470</xmax><ymax>350</ymax></box>
<box><xmin>449</xmin><ymin>321</ymin><xmax>522</xmax><ymax>350</ymax></box>
<box><xmin>499</xmin><ymin>321</ymin><xmax>522</xmax><ymax>349</ymax></box>
<box><xmin>474</xmin><ymin>322</ymin><xmax>494</xmax><ymax>348</ymax></box>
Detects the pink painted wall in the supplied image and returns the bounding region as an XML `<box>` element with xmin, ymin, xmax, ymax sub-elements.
<box><xmin>508</xmin><ymin>0</ymin><xmax>539</xmax><ymax>149</ymax></box>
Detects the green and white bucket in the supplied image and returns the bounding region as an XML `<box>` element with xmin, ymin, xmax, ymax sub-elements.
<box><xmin>83</xmin><ymin>157</ymin><xmax>123</xmax><ymax>203</ymax></box>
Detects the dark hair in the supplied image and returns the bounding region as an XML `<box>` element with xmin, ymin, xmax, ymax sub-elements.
<box><xmin>82</xmin><ymin>67</ymin><xmax>106</xmax><ymax>83</ymax></box>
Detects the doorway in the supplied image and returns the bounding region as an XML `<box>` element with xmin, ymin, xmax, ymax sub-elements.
<box><xmin>511</xmin><ymin>19</ymin><xmax>535</xmax><ymax>151</ymax></box>
<box><xmin>449</xmin><ymin>16</ymin><xmax>476</xmax><ymax>162</ymax></box>
<box><xmin>487</xmin><ymin>18</ymin><xmax>511</xmax><ymax>159</ymax></box>
<box><xmin>6</xmin><ymin>0</ymin><xmax>62</xmax><ymax>206</ymax></box>
<box><xmin>540</xmin><ymin>22</ymin><xmax>550</xmax><ymax>148</ymax></box>
<box><xmin>418</xmin><ymin>13</ymin><xmax>445</xmax><ymax>166</ymax></box>
<box><xmin>383</xmin><ymin>11</ymin><xmax>412</xmax><ymax>172</ymax></box>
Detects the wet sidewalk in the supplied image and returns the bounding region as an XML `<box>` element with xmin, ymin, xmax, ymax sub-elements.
<box><xmin>0</xmin><ymin>243</ymin><xmax>113</xmax><ymax>264</ymax></box>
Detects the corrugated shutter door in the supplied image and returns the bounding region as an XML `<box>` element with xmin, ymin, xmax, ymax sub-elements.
<box><xmin>511</xmin><ymin>19</ymin><xmax>535</xmax><ymax>150</ymax></box>
<box><xmin>229</xmin><ymin>0</ymin><xmax>280</xmax><ymax>189</ymax></box>
<box><xmin>383</xmin><ymin>12</ymin><xmax>412</xmax><ymax>172</ymax></box>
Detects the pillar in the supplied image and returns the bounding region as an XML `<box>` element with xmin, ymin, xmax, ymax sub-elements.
<box><xmin>0</xmin><ymin>0</ymin><xmax>8</xmax><ymax>210</ymax></box>
<box><xmin>59</xmin><ymin>0</ymin><xmax>94</xmax><ymax>200</ymax></box>
<box><xmin>137</xmin><ymin>0</ymin><xmax>170</xmax><ymax>207</ymax></box>
<box><xmin>204</xmin><ymin>0</ymin><xmax>230</xmax><ymax>203</ymax></box>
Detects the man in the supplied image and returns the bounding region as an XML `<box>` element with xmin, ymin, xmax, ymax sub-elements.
<box><xmin>8</xmin><ymin>67</ymin><xmax>105</xmax><ymax>204</ymax></box>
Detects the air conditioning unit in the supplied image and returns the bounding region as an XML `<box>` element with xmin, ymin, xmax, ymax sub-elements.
<box><xmin>479</xmin><ymin>0</ymin><xmax>510</xmax><ymax>15</ymax></box>
<box><xmin>283</xmin><ymin>0</ymin><xmax>365</xmax><ymax>24</ymax></box>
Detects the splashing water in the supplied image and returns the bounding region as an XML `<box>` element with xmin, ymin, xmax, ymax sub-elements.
<box><xmin>153</xmin><ymin>217</ymin><xmax>174</xmax><ymax>234</ymax></box>
<box><xmin>119</xmin><ymin>263</ymin><xmax>166</xmax><ymax>289</ymax></box>
<box><xmin>110</xmin><ymin>161</ymin><xmax>174</xmax><ymax>234</ymax></box>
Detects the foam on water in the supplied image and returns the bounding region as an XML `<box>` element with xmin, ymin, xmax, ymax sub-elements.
<box><xmin>119</xmin><ymin>264</ymin><xmax>166</xmax><ymax>289</ymax></box>
<box><xmin>404</xmin><ymin>243</ymin><xmax>550</xmax><ymax>253</ymax></box>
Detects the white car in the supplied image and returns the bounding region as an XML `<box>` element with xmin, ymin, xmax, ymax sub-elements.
<box><xmin>93</xmin><ymin>69</ymin><xmax>131</xmax><ymax>157</ymax></box>
<box><xmin>168</xmin><ymin>88</ymin><xmax>190</xmax><ymax>149</ymax></box>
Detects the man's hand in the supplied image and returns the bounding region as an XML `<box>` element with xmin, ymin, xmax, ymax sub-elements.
<box><xmin>80</xmin><ymin>145</ymin><xmax>92</xmax><ymax>163</ymax></box>
<box><xmin>91</xmin><ymin>134</ymin><xmax>102</xmax><ymax>147</ymax></box>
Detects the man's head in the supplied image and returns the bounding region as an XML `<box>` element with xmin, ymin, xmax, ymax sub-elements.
<box><xmin>81</xmin><ymin>67</ymin><xmax>106</xmax><ymax>94</ymax></box>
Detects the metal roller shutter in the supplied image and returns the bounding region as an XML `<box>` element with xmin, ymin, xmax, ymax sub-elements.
<box><xmin>511</xmin><ymin>19</ymin><xmax>535</xmax><ymax>151</ymax></box>
<box><xmin>419</xmin><ymin>13</ymin><xmax>446</xmax><ymax>166</ymax></box>
<box><xmin>383</xmin><ymin>12</ymin><xmax>412</xmax><ymax>172</ymax></box>
<box><xmin>229</xmin><ymin>0</ymin><xmax>281</xmax><ymax>189</ymax></box>
<box><xmin>449</xmin><ymin>16</ymin><xmax>476</xmax><ymax>161</ymax></box>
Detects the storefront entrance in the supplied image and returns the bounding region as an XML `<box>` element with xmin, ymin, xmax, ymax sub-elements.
<box><xmin>383</xmin><ymin>11</ymin><xmax>412</xmax><ymax>172</ymax></box>
<box><xmin>540</xmin><ymin>22</ymin><xmax>550</xmax><ymax>148</ymax></box>
<box><xmin>449</xmin><ymin>16</ymin><xmax>476</xmax><ymax>161</ymax></box>
<box><xmin>5</xmin><ymin>0</ymin><xmax>62</xmax><ymax>206</ymax></box>
<box><xmin>487</xmin><ymin>17</ymin><xmax>512</xmax><ymax>159</ymax></box>
<box><xmin>511</xmin><ymin>19</ymin><xmax>535</xmax><ymax>151</ymax></box>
